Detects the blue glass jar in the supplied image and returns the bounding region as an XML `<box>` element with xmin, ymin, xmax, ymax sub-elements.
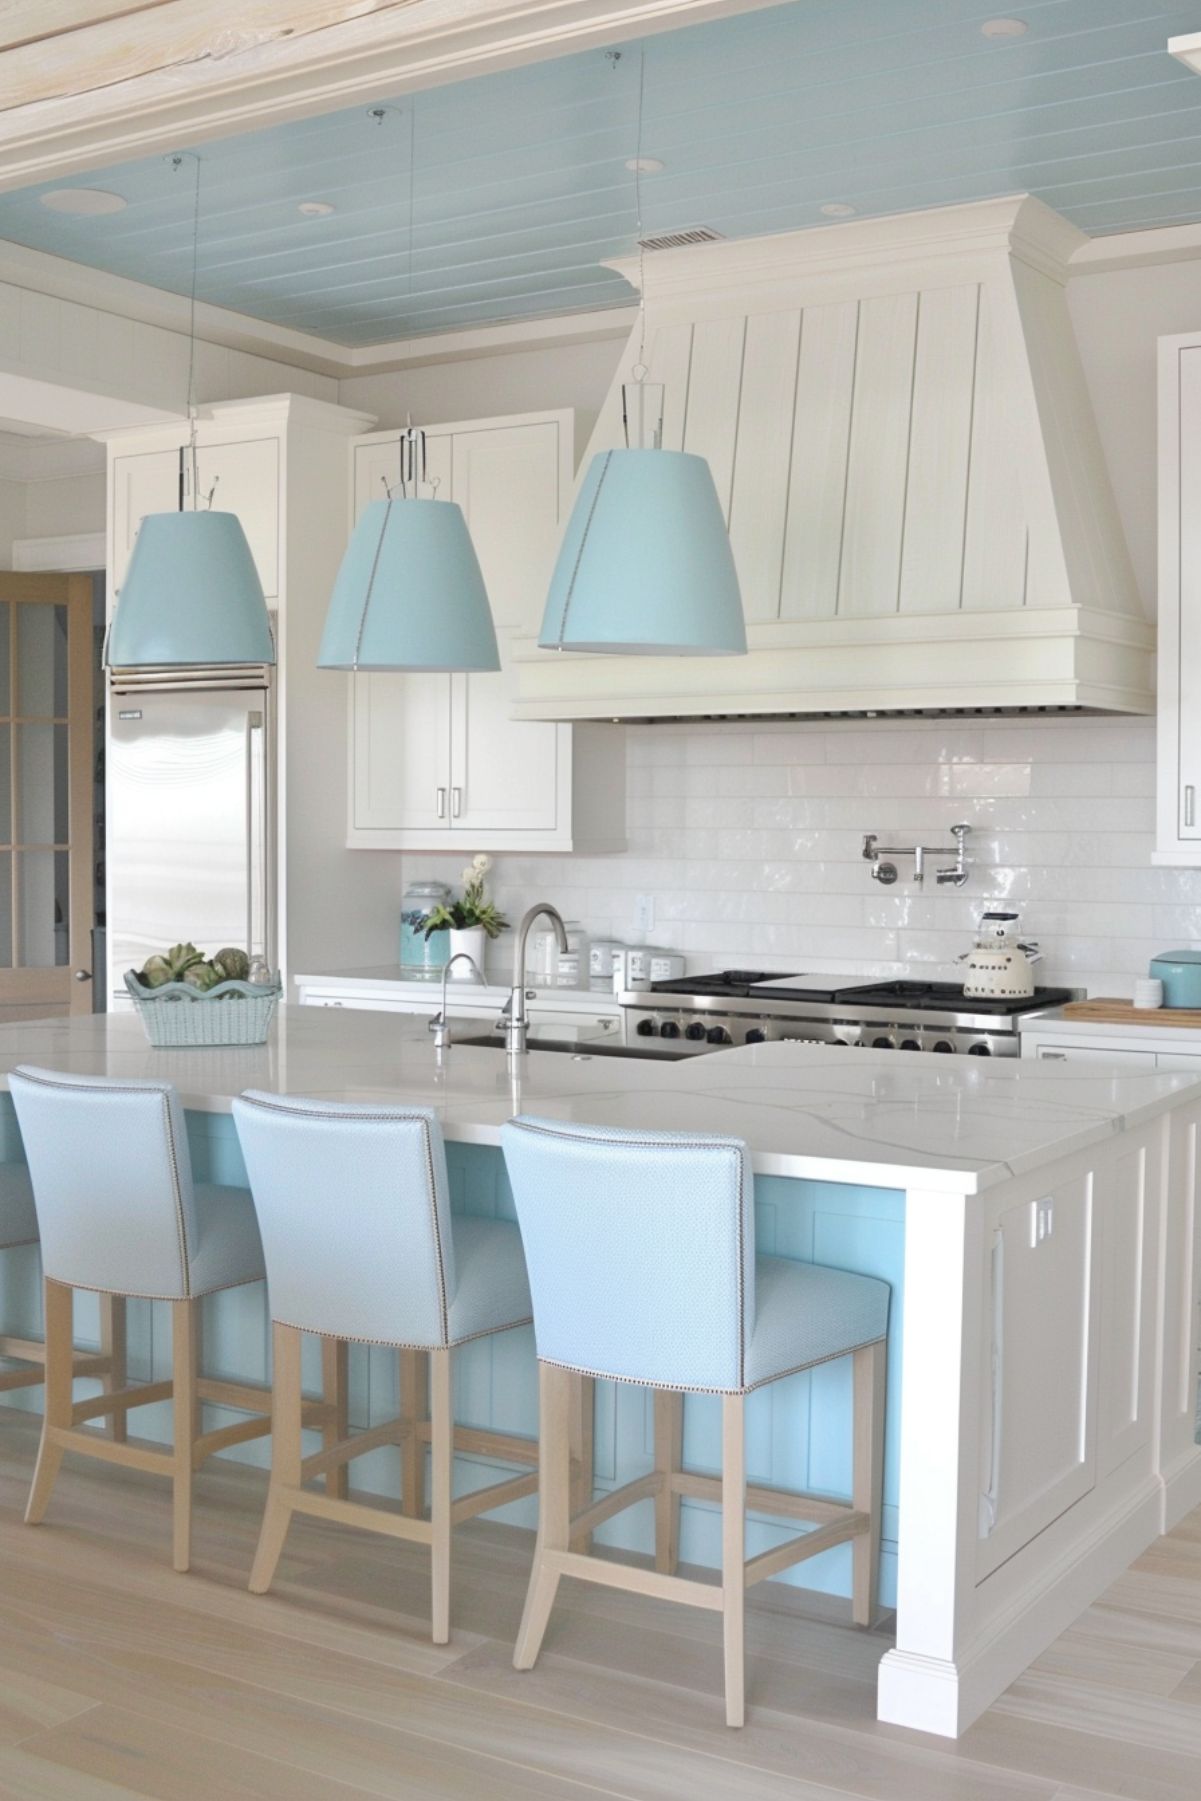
<box><xmin>400</xmin><ymin>880</ymin><xmax>451</xmax><ymax>974</ymax></box>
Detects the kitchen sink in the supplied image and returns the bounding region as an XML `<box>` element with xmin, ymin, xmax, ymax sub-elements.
<box><xmin>454</xmin><ymin>1032</ymin><xmax>688</xmax><ymax>1061</ymax></box>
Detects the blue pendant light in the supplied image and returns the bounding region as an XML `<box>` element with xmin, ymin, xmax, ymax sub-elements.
<box><xmin>106</xmin><ymin>153</ymin><xmax>275</xmax><ymax>670</ymax></box>
<box><xmin>318</xmin><ymin>428</ymin><xmax>499</xmax><ymax>672</ymax></box>
<box><xmin>537</xmin><ymin>48</ymin><xmax>746</xmax><ymax>659</ymax></box>
<box><xmin>319</xmin><ymin>104</ymin><xmax>499</xmax><ymax>675</ymax></box>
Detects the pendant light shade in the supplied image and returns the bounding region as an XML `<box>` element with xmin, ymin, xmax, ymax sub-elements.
<box><xmin>109</xmin><ymin>511</ymin><xmax>275</xmax><ymax>668</ymax></box>
<box><xmin>539</xmin><ymin>446</ymin><xmax>746</xmax><ymax>656</ymax></box>
<box><xmin>318</xmin><ymin>495</ymin><xmax>500</xmax><ymax>672</ymax></box>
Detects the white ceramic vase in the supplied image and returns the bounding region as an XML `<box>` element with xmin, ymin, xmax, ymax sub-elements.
<box><xmin>447</xmin><ymin>925</ymin><xmax>487</xmax><ymax>976</ymax></box>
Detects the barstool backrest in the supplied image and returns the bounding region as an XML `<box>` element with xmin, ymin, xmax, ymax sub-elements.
<box><xmin>502</xmin><ymin>1116</ymin><xmax>754</xmax><ymax>1392</ymax></box>
<box><xmin>233</xmin><ymin>1092</ymin><xmax>456</xmax><ymax>1346</ymax></box>
<box><xmin>9</xmin><ymin>1066</ymin><xmax>198</xmax><ymax>1298</ymax></box>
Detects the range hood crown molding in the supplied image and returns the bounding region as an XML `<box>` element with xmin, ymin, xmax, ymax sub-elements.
<box><xmin>514</xmin><ymin>196</ymin><xmax>1149</xmax><ymax>724</ymax></box>
<box><xmin>605</xmin><ymin>195</ymin><xmax>1087</xmax><ymax>313</ymax></box>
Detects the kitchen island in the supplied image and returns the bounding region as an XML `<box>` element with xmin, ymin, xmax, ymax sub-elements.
<box><xmin>0</xmin><ymin>1006</ymin><xmax>1198</xmax><ymax>1739</ymax></box>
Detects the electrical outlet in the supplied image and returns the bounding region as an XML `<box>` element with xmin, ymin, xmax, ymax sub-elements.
<box><xmin>1029</xmin><ymin>1197</ymin><xmax>1054</xmax><ymax>1248</ymax></box>
<box><xmin>635</xmin><ymin>893</ymin><xmax>655</xmax><ymax>933</ymax></box>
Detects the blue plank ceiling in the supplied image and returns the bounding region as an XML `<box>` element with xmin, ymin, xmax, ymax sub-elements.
<box><xmin>1</xmin><ymin>0</ymin><xmax>1200</xmax><ymax>344</ymax></box>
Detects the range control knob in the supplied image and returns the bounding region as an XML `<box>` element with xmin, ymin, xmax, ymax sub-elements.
<box><xmin>684</xmin><ymin>1021</ymin><xmax>707</xmax><ymax>1041</ymax></box>
<box><xmin>636</xmin><ymin>1018</ymin><xmax>657</xmax><ymax>1036</ymax></box>
<box><xmin>871</xmin><ymin>1036</ymin><xmax>894</xmax><ymax>1050</ymax></box>
<box><xmin>707</xmin><ymin>1026</ymin><xmax>732</xmax><ymax>1045</ymax></box>
<box><xmin>745</xmin><ymin>1028</ymin><xmax>767</xmax><ymax>1044</ymax></box>
<box><xmin>659</xmin><ymin>1020</ymin><xmax>681</xmax><ymax>1039</ymax></box>
<box><xmin>932</xmin><ymin>1040</ymin><xmax>955</xmax><ymax>1053</ymax></box>
<box><xmin>968</xmin><ymin>1043</ymin><xmax>992</xmax><ymax>1056</ymax></box>
<box><xmin>900</xmin><ymin>1038</ymin><xmax>921</xmax><ymax>1052</ymax></box>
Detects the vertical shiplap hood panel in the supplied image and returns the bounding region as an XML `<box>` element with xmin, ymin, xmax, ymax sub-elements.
<box><xmin>512</xmin><ymin>196</ymin><xmax>1152</xmax><ymax>721</ymax></box>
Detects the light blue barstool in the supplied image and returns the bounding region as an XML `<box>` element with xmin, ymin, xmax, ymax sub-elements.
<box><xmin>232</xmin><ymin>1091</ymin><xmax>543</xmax><ymax>1644</ymax></box>
<box><xmin>0</xmin><ymin>1161</ymin><xmax>126</xmax><ymax>1419</ymax></box>
<box><xmin>502</xmin><ymin>1116</ymin><xmax>890</xmax><ymax>1728</ymax></box>
<box><xmin>9</xmin><ymin>1067</ymin><xmax>273</xmax><ymax>1572</ymax></box>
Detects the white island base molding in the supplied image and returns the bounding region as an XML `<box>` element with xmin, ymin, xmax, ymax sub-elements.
<box><xmin>879</xmin><ymin>1107</ymin><xmax>1201</xmax><ymax>1737</ymax></box>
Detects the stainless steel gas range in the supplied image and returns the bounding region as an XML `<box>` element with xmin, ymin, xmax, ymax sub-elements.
<box><xmin>618</xmin><ymin>970</ymin><xmax>1080</xmax><ymax>1058</ymax></box>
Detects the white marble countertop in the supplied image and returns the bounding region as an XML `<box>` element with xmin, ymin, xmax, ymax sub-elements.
<box><xmin>293</xmin><ymin>965</ymin><xmax>620</xmax><ymax>1009</ymax></box>
<box><xmin>0</xmin><ymin>1008</ymin><xmax>1197</xmax><ymax>1196</ymax></box>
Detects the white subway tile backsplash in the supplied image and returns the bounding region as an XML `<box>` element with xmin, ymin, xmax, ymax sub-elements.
<box><xmin>404</xmin><ymin>715</ymin><xmax>1199</xmax><ymax>997</ymax></box>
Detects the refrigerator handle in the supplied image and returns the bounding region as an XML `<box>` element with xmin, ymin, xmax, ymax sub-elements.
<box><xmin>246</xmin><ymin>710</ymin><xmax>267</xmax><ymax>962</ymax></box>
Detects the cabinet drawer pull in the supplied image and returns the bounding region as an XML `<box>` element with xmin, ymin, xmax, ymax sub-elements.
<box><xmin>1187</xmin><ymin>784</ymin><xmax>1197</xmax><ymax>829</ymax></box>
<box><xmin>452</xmin><ymin>786</ymin><xmax>462</xmax><ymax>818</ymax></box>
<box><xmin>436</xmin><ymin>787</ymin><xmax>447</xmax><ymax>819</ymax></box>
<box><xmin>1041</xmin><ymin>1052</ymin><xmax>1067</xmax><ymax>1061</ymax></box>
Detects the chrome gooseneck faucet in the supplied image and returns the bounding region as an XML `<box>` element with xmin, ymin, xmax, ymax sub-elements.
<box><xmin>428</xmin><ymin>951</ymin><xmax>486</xmax><ymax>1053</ymax></box>
<box><xmin>504</xmin><ymin>904</ymin><xmax>568</xmax><ymax>1056</ymax></box>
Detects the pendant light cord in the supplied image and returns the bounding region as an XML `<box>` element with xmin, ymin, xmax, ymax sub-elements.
<box><xmin>633</xmin><ymin>45</ymin><xmax>647</xmax><ymax>382</ymax></box>
<box><xmin>171</xmin><ymin>151</ymin><xmax>202</xmax><ymax>509</ymax></box>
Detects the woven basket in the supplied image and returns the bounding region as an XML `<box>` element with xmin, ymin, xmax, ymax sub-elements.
<box><xmin>124</xmin><ymin>970</ymin><xmax>281</xmax><ymax>1047</ymax></box>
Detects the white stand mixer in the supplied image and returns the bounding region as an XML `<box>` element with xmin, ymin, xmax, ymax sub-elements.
<box><xmin>960</xmin><ymin>910</ymin><xmax>1042</xmax><ymax>1000</ymax></box>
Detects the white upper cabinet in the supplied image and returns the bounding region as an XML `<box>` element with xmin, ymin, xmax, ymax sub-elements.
<box><xmin>1158</xmin><ymin>335</ymin><xmax>1201</xmax><ymax>862</ymax></box>
<box><xmin>346</xmin><ymin>412</ymin><xmax>625</xmax><ymax>853</ymax></box>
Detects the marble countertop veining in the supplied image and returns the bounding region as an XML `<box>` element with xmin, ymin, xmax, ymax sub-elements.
<box><xmin>0</xmin><ymin>1008</ymin><xmax>1196</xmax><ymax>1195</ymax></box>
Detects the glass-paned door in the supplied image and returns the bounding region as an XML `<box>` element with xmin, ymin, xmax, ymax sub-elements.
<box><xmin>0</xmin><ymin>574</ymin><xmax>94</xmax><ymax>1022</ymax></box>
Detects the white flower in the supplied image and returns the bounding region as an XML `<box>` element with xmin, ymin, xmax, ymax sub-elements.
<box><xmin>473</xmin><ymin>853</ymin><xmax>492</xmax><ymax>872</ymax></box>
<box><xmin>460</xmin><ymin>866</ymin><xmax>475</xmax><ymax>884</ymax></box>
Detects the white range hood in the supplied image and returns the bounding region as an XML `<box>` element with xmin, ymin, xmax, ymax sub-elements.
<box><xmin>512</xmin><ymin>196</ymin><xmax>1152</xmax><ymax>722</ymax></box>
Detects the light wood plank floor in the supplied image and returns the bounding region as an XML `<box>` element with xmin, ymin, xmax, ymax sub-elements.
<box><xmin>1</xmin><ymin>1405</ymin><xmax>1200</xmax><ymax>1800</ymax></box>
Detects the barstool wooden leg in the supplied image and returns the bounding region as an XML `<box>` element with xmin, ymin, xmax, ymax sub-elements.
<box><xmin>851</xmin><ymin>1338</ymin><xmax>887</xmax><ymax>1628</ymax></box>
<box><xmin>249</xmin><ymin>1323</ymin><xmax>302</xmax><ymax>1594</ymax></box>
<box><xmin>514</xmin><ymin>1361</ymin><xmax>572</xmax><ymax>1671</ymax></box>
<box><xmin>98</xmin><ymin>1293</ymin><xmax>127</xmax><ymax>1444</ymax></box>
<box><xmin>429</xmin><ymin>1347</ymin><xmax>453</xmax><ymax>1645</ymax></box>
<box><xmin>569</xmin><ymin>1373</ymin><xmax>595</xmax><ymax>1553</ymax></box>
<box><xmin>171</xmin><ymin>1299</ymin><xmax>199</xmax><ymax>1573</ymax></box>
<box><xmin>400</xmin><ymin>1348</ymin><xmax>428</xmax><ymax>1517</ymax></box>
<box><xmin>653</xmin><ymin>1389</ymin><xmax>684</xmax><ymax>1574</ymax></box>
<box><xmin>25</xmin><ymin>1278</ymin><xmax>72</xmax><ymax>1525</ymax></box>
<box><xmin>721</xmin><ymin>1394</ymin><xmax>746</xmax><ymax>1729</ymax></box>
<box><xmin>321</xmin><ymin>1336</ymin><xmax>349</xmax><ymax>1501</ymax></box>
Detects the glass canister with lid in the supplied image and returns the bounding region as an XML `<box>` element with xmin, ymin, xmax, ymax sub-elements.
<box><xmin>400</xmin><ymin>880</ymin><xmax>451</xmax><ymax>974</ymax></box>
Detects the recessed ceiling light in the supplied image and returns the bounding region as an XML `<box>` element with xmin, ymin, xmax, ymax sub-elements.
<box><xmin>820</xmin><ymin>202</ymin><xmax>856</xmax><ymax>218</ymax></box>
<box><xmin>980</xmin><ymin>17</ymin><xmax>1027</xmax><ymax>38</ymax></box>
<box><xmin>298</xmin><ymin>200</ymin><xmax>335</xmax><ymax>217</ymax></box>
<box><xmin>39</xmin><ymin>188</ymin><xmax>127</xmax><ymax>216</ymax></box>
<box><xmin>625</xmin><ymin>157</ymin><xmax>664</xmax><ymax>174</ymax></box>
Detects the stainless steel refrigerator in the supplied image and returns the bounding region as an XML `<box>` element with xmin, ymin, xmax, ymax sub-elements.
<box><xmin>106</xmin><ymin>667</ymin><xmax>275</xmax><ymax>1007</ymax></box>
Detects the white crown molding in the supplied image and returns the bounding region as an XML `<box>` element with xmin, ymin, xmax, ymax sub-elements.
<box><xmin>0</xmin><ymin>430</ymin><xmax>106</xmax><ymax>483</ymax></box>
<box><xmin>605</xmin><ymin>196</ymin><xmax>1089</xmax><ymax>310</ymax></box>
<box><xmin>0</xmin><ymin>0</ymin><xmax>781</xmax><ymax>192</ymax></box>
<box><xmin>11</xmin><ymin>530</ymin><xmax>105</xmax><ymax>572</ymax></box>
<box><xmin>1069</xmin><ymin>219</ymin><xmax>1201</xmax><ymax>275</ymax></box>
<box><xmin>1170</xmin><ymin>30</ymin><xmax>1201</xmax><ymax>75</ymax></box>
<box><xmin>0</xmin><ymin>236</ymin><xmax>637</xmax><ymax>382</ymax></box>
<box><xmin>338</xmin><ymin>305</ymin><xmax>639</xmax><ymax>371</ymax></box>
<box><xmin>0</xmin><ymin>237</ymin><xmax>352</xmax><ymax>377</ymax></box>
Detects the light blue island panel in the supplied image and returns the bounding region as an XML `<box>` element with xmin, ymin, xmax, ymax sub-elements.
<box><xmin>0</xmin><ymin>1106</ymin><xmax>904</xmax><ymax>1607</ymax></box>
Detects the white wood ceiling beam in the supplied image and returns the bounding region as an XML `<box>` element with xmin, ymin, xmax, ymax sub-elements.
<box><xmin>0</xmin><ymin>0</ymin><xmax>781</xmax><ymax>193</ymax></box>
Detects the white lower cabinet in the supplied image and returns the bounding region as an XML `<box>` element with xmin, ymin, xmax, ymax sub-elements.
<box><xmin>346</xmin><ymin>412</ymin><xmax>625</xmax><ymax>852</ymax></box>
<box><xmin>1024</xmin><ymin>1031</ymin><xmax>1201</xmax><ymax>1071</ymax></box>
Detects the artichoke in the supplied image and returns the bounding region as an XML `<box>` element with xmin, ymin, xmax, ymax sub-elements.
<box><xmin>214</xmin><ymin>947</ymin><xmax>249</xmax><ymax>982</ymax></box>
<box><xmin>140</xmin><ymin>954</ymin><xmax>173</xmax><ymax>989</ymax></box>
<box><xmin>165</xmin><ymin>942</ymin><xmax>205</xmax><ymax>981</ymax></box>
<box><xmin>182</xmin><ymin>962</ymin><xmax>221</xmax><ymax>993</ymax></box>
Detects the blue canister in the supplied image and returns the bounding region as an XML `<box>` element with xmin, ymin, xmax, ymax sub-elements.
<box><xmin>1148</xmin><ymin>949</ymin><xmax>1201</xmax><ymax>1008</ymax></box>
<box><xmin>400</xmin><ymin>880</ymin><xmax>451</xmax><ymax>974</ymax></box>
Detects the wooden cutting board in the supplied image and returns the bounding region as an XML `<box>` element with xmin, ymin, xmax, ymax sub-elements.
<box><xmin>1061</xmin><ymin>998</ymin><xmax>1201</xmax><ymax>1028</ymax></box>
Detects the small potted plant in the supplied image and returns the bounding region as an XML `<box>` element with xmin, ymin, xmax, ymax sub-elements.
<box><xmin>424</xmin><ymin>855</ymin><xmax>508</xmax><ymax>975</ymax></box>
